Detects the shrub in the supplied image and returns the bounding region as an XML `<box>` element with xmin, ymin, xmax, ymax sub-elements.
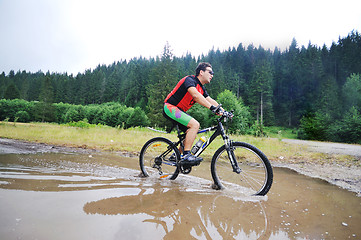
<box><xmin>0</xmin><ymin>99</ymin><xmax>31</xmax><ymax>121</ymax></box>
<box><xmin>66</xmin><ymin>119</ymin><xmax>91</xmax><ymax>128</ymax></box>
<box><xmin>216</xmin><ymin>90</ymin><xmax>251</xmax><ymax>134</ymax></box>
<box><xmin>15</xmin><ymin>110</ymin><xmax>30</xmax><ymax>123</ymax></box>
<box><xmin>338</xmin><ymin>107</ymin><xmax>361</xmax><ymax>144</ymax></box>
<box><xmin>126</xmin><ymin>107</ymin><xmax>149</xmax><ymax>128</ymax></box>
<box><xmin>64</xmin><ymin>108</ymin><xmax>81</xmax><ymax>123</ymax></box>
<box><xmin>54</xmin><ymin>102</ymin><xmax>72</xmax><ymax>123</ymax></box>
<box><xmin>299</xmin><ymin>111</ymin><xmax>334</xmax><ymax>141</ymax></box>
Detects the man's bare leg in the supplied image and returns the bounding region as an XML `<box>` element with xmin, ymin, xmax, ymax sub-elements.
<box><xmin>184</xmin><ymin>118</ymin><xmax>200</xmax><ymax>152</ymax></box>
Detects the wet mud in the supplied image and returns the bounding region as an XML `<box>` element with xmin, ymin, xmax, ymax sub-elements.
<box><xmin>0</xmin><ymin>150</ymin><xmax>360</xmax><ymax>240</ymax></box>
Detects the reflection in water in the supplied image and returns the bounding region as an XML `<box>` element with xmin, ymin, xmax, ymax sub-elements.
<box><xmin>84</xmin><ymin>184</ymin><xmax>269</xmax><ymax>239</ymax></box>
<box><xmin>0</xmin><ymin>152</ymin><xmax>360</xmax><ymax>239</ymax></box>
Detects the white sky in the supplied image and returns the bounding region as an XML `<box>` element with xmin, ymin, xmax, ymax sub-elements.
<box><xmin>0</xmin><ymin>0</ymin><xmax>360</xmax><ymax>75</ymax></box>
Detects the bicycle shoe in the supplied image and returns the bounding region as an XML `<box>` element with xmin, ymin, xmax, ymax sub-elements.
<box><xmin>180</xmin><ymin>153</ymin><xmax>203</xmax><ymax>166</ymax></box>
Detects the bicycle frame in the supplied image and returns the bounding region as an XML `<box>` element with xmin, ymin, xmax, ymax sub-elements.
<box><xmin>173</xmin><ymin>116</ymin><xmax>241</xmax><ymax>173</ymax></box>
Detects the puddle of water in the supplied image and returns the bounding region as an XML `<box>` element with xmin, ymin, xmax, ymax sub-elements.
<box><xmin>0</xmin><ymin>152</ymin><xmax>360</xmax><ymax>239</ymax></box>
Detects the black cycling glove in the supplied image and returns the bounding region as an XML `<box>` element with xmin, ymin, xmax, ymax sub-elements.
<box><xmin>210</xmin><ymin>105</ymin><xmax>221</xmax><ymax>115</ymax></box>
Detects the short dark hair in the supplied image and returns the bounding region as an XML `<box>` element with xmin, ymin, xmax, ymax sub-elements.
<box><xmin>195</xmin><ymin>62</ymin><xmax>212</xmax><ymax>76</ymax></box>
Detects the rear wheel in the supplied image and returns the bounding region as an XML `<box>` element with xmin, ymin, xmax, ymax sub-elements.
<box><xmin>139</xmin><ymin>137</ymin><xmax>180</xmax><ymax>180</ymax></box>
<box><xmin>211</xmin><ymin>142</ymin><xmax>273</xmax><ymax>196</ymax></box>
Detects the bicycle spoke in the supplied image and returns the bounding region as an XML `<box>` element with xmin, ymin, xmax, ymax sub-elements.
<box><xmin>239</xmin><ymin>172</ymin><xmax>264</xmax><ymax>191</ymax></box>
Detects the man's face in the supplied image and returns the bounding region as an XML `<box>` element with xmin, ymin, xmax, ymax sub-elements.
<box><xmin>200</xmin><ymin>67</ymin><xmax>214</xmax><ymax>84</ymax></box>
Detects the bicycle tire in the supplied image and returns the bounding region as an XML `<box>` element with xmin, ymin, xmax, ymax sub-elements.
<box><xmin>139</xmin><ymin>137</ymin><xmax>180</xmax><ymax>180</ymax></box>
<box><xmin>211</xmin><ymin>142</ymin><xmax>273</xmax><ymax>196</ymax></box>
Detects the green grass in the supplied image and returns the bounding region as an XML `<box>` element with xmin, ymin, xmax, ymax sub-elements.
<box><xmin>0</xmin><ymin>121</ymin><xmax>358</xmax><ymax>166</ymax></box>
<box><xmin>263</xmin><ymin>126</ymin><xmax>298</xmax><ymax>139</ymax></box>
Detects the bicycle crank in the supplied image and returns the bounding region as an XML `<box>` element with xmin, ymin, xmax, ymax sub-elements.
<box><xmin>180</xmin><ymin>164</ymin><xmax>192</xmax><ymax>174</ymax></box>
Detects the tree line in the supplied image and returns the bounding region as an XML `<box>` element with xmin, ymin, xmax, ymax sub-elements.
<box><xmin>1</xmin><ymin>31</ymin><xmax>360</xmax><ymax>143</ymax></box>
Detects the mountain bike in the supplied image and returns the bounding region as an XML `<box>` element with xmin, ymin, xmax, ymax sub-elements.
<box><xmin>139</xmin><ymin>106</ymin><xmax>273</xmax><ymax>196</ymax></box>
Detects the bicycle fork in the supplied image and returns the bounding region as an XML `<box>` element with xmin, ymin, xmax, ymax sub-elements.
<box><xmin>224</xmin><ymin>138</ymin><xmax>241</xmax><ymax>174</ymax></box>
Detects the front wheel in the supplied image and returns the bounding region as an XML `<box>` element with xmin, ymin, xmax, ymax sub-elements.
<box><xmin>139</xmin><ymin>137</ymin><xmax>180</xmax><ymax>180</ymax></box>
<box><xmin>211</xmin><ymin>142</ymin><xmax>273</xmax><ymax>196</ymax></box>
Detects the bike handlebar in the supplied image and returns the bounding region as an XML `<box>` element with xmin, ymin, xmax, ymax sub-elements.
<box><xmin>221</xmin><ymin>110</ymin><xmax>234</xmax><ymax>119</ymax></box>
<box><xmin>213</xmin><ymin>104</ymin><xmax>234</xmax><ymax>120</ymax></box>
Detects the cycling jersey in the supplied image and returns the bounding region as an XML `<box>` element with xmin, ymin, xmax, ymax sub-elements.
<box><xmin>164</xmin><ymin>75</ymin><xmax>209</xmax><ymax>112</ymax></box>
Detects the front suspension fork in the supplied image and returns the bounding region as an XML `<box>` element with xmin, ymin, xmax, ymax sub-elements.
<box><xmin>225</xmin><ymin>140</ymin><xmax>241</xmax><ymax>174</ymax></box>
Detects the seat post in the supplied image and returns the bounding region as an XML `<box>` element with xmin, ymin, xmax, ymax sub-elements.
<box><xmin>176</xmin><ymin>124</ymin><xmax>180</xmax><ymax>135</ymax></box>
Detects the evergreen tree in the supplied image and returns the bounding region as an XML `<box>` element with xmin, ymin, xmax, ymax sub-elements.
<box><xmin>318</xmin><ymin>75</ymin><xmax>341</xmax><ymax>119</ymax></box>
<box><xmin>147</xmin><ymin>42</ymin><xmax>178</xmax><ymax>127</ymax></box>
<box><xmin>39</xmin><ymin>75</ymin><xmax>54</xmax><ymax>103</ymax></box>
<box><xmin>248</xmin><ymin>60</ymin><xmax>274</xmax><ymax>126</ymax></box>
<box><xmin>124</xmin><ymin>59</ymin><xmax>150</xmax><ymax>108</ymax></box>
<box><xmin>342</xmin><ymin>73</ymin><xmax>361</xmax><ymax>111</ymax></box>
<box><xmin>338</xmin><ymin>107</ymin><xmax>361</xmax><ymax>144</ymax></box>
<box><xmin>272</xmin><ymin>47</ymin><xmax>290</xmax><ymax>126</ymax></box>
<box><xmin>4</xmin><ymin>82</ymin><xmax>20</xmax><ymax>99</ymax></box>
<box><xmin>0</xmin><ymin>72</ymin><xmax>6</xmax><ymax>98</ymax></box>
<box><xmin>301</xmin><ymin>43</ymin><xmax>325</xmax><ymax>111</ymax></box>
<box><xmin>34</xmin><ymin>76</ymin><xmax>55</xmax><ymax>122</ymax></box>
<box><xmin>8</xmin><ymin>70</ymin><xmax>15</xmax><ymax>79</ymax></box>
<box><xmin>284</xmin><ymin>38</ymin><xmax>303</xmax><ymax>127</ymax></box>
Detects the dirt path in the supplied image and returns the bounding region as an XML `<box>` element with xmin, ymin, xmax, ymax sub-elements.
<box><xmin>278</xmin><ymin>139</ymin><xmax>361</xmax><ymax>196</ymax></box>
<box><xmin>282</xmin><ymin>139</ymin><xmax>361</xmax><ymax>157</ymax></box>
<box><xmin>0</xmin><ymin>138</ymin><xmax>96</xmax><ymax>154</ymax></box>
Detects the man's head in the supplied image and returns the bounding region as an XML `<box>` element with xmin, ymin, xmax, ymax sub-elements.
<box><xmin>196</xmin><ymin>62</ymin><xmax>214</xmax><ymax>84</ymax></box>
<box><xmin>196</xmin><ymin>62</ymin><xmax>213</xmax><ymax>77</ymax></box>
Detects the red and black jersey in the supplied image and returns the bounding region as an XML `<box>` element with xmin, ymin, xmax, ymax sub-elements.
<box><xmin>164</xmin><ymin>75</ymin><xmax>209</xmax><ymax>112</ymax></box>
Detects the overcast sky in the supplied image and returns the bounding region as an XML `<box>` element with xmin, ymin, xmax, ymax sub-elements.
<box><xmin>1</xmin><ymin>0</ymin><xmax>360</xmax><ymax>75</ymax></box>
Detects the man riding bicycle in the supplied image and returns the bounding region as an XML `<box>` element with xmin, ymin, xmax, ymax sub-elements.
<box><xmin>163</xmin><ymin>62</ymin><xmax>222</xmax><ymax>165</ymax></box>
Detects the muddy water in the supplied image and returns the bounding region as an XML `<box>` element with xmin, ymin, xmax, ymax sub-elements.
<box><xmin>0</xmin><ymin>152</ymin><xmax>360</xmax><ymax>240</ymax></box>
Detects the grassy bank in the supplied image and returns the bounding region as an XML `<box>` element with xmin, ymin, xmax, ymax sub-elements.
<box><xmin>0</xmin><ymin>121</ymin><xmax>358</xmax><ymax>166</ymax></box>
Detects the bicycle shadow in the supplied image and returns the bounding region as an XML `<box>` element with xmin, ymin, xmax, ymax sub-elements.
<box><xmin>83</xmin><ymin>183</ymin><xmax>270</xmax><ymax>239</ymax></box>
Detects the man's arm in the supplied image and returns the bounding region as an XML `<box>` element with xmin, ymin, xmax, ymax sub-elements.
<box><xmin>205</xmin><ymin>96</ymin><xmax>220</xmax><ymax>107</ymax></box>
<box><xmin>188</xmin><ymin>87</ymin><xmax>222</xmax><ymax>111</ymax></box>
<box><xmin>206</xmin><ymin>96</ymin><xmax>224</xmax><ymax>114</ymax></box>
<box><xmin>188</xmin><ymin>87</ymin><xmax>212</xmax><ymax>109</ymax></box>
